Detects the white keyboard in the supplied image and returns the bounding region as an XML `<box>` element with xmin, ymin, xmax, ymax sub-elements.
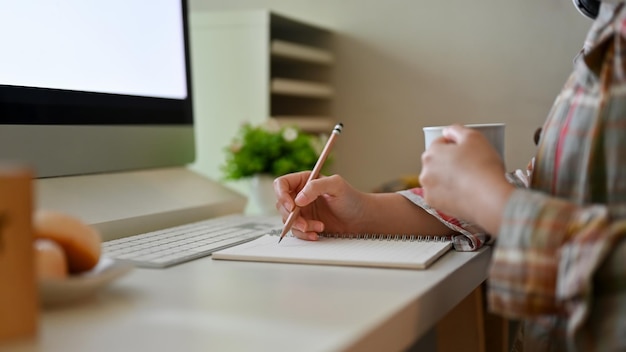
<box><xmin>103</xmin><ymin>214</ymin><xmax>282</xmax><ymax>268</ymax></box>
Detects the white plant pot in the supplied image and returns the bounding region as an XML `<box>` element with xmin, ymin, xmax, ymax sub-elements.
<box><xmin>245</xmin><ymin>174</ymin><xmax>279</xmax><ymax>216</ymax></box>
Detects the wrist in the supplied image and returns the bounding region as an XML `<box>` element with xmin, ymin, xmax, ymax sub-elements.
<box><xmin>469</xmin><ymin>179</ymin><xmax>515</xmax><ymax>236</ymax></box>
<box><xmin>352</xmin><ymin>192</ymin><xmax>385</xmax><ymax>233</ymax></box>
<box><xmin>358</xmin><ymin>192</ymin><xmax>453</xmax><ymax>235</ymax></box>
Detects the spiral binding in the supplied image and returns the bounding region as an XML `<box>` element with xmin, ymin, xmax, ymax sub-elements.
<box><xmin>318</xmin><ymin>233</ymin><xmax>453</xmax><ymax>242</ymax></box>
<box><xmin>268</xmin><ymin>229</ymin><xmax>453</xmax><ymax>242</ymax></box>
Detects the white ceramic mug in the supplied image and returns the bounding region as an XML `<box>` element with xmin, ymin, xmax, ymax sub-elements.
<box><xmin>422</xmin><ymin>123</ymin><xmax>505</xmax><ymax>160</ymax></box>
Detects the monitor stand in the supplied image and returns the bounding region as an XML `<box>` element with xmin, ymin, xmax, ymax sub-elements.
<box><xmin>35</xmin><ymin>167</ymin><xmax>246</xmax><ymax>241</ymax></box>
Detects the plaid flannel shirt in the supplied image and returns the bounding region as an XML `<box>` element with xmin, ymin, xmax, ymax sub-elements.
<box><xmin>399</xmin><ymin>3</ymin><xmax>626</xmax><ymax>351</ymax></box>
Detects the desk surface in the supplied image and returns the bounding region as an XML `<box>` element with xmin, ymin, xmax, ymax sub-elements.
<box><xmin>9</xmin><ymin>247</ymin><xmax>491</xmax><ymax>352</ymax></box>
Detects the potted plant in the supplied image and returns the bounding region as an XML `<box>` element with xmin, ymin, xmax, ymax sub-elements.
<box><xmin>222</xmin><ymin>120</ymin><xmax>330</xmax><ymax>214</ymax></box>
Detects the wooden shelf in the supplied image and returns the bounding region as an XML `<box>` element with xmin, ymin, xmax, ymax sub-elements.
<box><xmin>271</xmin><ymin>40</ymin><xmax>334</xmax><ymax>65</ymax></box>
<box><xmin>270</xmin><ymin>116</ymin><xmax>335</xmax><ymax>133</ymax></box>
<box><xmin>189</xmin><ymin>10</ymin><xmax>335</xmax><ymax>181</ymax></box>
<box><xmin>268</xmin><ymin>12</ymin><xmax>334</xmax><ymax>120</ymax></box>
<box><xmin>271</xmin><ymin>78</ymin><xmax>333</xmax><ymax>98</ymax></box>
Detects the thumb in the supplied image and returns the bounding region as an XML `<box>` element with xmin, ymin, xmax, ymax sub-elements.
<box><xmin>294</xmin><ymin>175</ymin><xmax>340</xmax><ymax>207</ymax></box>
<box><xmin>294</xmin><ymin>177</ymin><xmax>326</xmax><ymax>207</ymax></box>
<box><xmin>442</xmin><ymin>124</ymin><xmax>467</xmax><ymax>144</ymax></box>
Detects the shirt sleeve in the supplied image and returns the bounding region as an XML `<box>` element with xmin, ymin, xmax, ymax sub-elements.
<box><xmin>397</xmin><ymin>161</ymin><xmax>534</xmax><ymax>252</ymax></box>
<box><xmin>488</xmin><ymin>188</ymin><xmax>626</xmax><ymax>330</ymax></box>
<box><xmin>397</xmin><ymin>188</ymin><xmax>491</xmax><ymax>251</ymax></box>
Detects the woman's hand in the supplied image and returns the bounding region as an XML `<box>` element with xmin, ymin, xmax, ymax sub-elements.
<box><xmin>419</xmin><ymin>124</ymin><xmax>514</xmax><ymax>234</ymax></box>
<box><xmin>274</xmin><ymin>172</ymin><xmax>367</xmax><ymax>240</ymax></box>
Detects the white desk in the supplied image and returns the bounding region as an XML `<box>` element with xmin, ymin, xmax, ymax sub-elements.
<box><xmin>9</xmin><ymin>247</ymin><xmax>491</xmax><ymax>352</ymax></box>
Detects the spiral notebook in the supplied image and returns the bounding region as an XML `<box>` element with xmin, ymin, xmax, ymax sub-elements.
<box><xmin>211</xmin><ymin>233</ymin><xmax>453</xmax><ymax>270</ymax></box>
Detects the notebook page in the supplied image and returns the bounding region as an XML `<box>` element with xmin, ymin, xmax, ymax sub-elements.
<box><xmin>212</xmin><ymin>234</ymin><xmax>453</xmax><ymax>269</ymax></box>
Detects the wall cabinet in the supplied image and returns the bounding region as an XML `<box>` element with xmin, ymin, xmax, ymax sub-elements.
<box><xmin>190</xmin><ymin>9</ymin><xmax>335</xmax><ymax>185</ymax></box>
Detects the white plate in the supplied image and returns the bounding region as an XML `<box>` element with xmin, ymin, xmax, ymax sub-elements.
<box><xmin>39</xmin><ymin>257</ymin><xmax>134</xmax><ymax>306</ymax></box>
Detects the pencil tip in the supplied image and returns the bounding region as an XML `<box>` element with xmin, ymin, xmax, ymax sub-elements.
<box><xmin>278</xmin><ymin>236</ymin><xmax>283</xmax><ymax>244</ymax></box>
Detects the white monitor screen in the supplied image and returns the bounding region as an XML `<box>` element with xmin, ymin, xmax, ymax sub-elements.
<box><xmin>0</xmin><ymin>0</ymin><xmax>195</xmax><ymax>178</ymax></box>
<box><xmin>0</xmin><ymin>0</ymin><xmax>187</xmax><ymax>100</ymax></box>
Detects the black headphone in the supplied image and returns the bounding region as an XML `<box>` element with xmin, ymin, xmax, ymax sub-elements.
<box><xmin>573</xmin><ymin>0</ymin><xmax>601</xmax><ymax>19</ymax></box>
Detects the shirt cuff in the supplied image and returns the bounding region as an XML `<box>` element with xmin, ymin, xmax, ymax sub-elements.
<box><xmin>397</xmin><ymin>188</ymin><xmax>491</xmax><ymax>251</ymax></box>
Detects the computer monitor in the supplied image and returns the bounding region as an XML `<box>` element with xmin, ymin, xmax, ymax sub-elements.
<box><xmin>0</xmin><ymin>0</ymin><xmax>194</xmax><ymax>177</ymax></box>
<box><xmin>0</xmin><ymin>0</ymin><xmax>245</xmax><ymax>240</ymax></box>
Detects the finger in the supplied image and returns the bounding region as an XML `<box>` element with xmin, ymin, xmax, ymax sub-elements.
<box><xmin>290</xmin><ymin>228</ymin><xmax>320</xmax><ymax>241</ymax></box>
<box><xmin>290</xmin><ymin>217</ymin><xmax>322</xmax><ymax>241</ymax></box>
<box><xmin>274</xmin><ymin>171</ymin><xmax>312</xmax><ymax>211</ymax></box>
<box><xmin>418</xmin><ymin>158</ymin><xmax>436</xmax><ymax>188</ymax></box>
<box><xmin>441</xmin><ymin>124</ymin><xmax>467</xmax><ymax>143</ymax></box>
<box><xmin>275</xmin><ymin>199</ymin><xmax>289</xmax><ymax>218</ymax></box>
<box><xmin>275</xmin><ymin>200</ymin><xmax>323</xmax><ymax>241</ymax></box>
<box><xmin>291</xmin><ymin>217</ymin><xmax>324</xmax><ymax>234</ymax></box>
<box><xmin>274</xmin><ymin>171</ymin><xmax>311</xmax><ymax>196</ymax></box>
<box><xmin>294</xmin><ymin>174</ymin><xmax>344</xmax><ymax>207</ymax></box>
<box><xmin>429</xmin><ymin>135</ymin><xmax>451</xmax><ymax>147</ymax></box>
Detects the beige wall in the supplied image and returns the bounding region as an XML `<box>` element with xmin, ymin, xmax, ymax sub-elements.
<box><xmin>190</xmin><ymin>0</ymin><xmax>591</xmax><ymax>191</ymax></box>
